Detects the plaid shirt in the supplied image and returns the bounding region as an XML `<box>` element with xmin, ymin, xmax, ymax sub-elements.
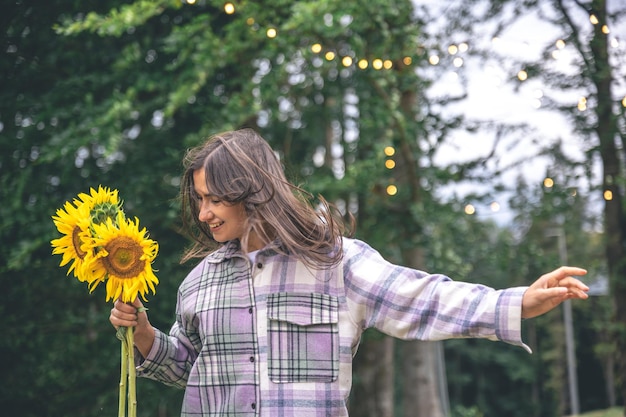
<box><xmin>136</xmin><ymin>238</ymin><xmax>528</xmax><ymax>416</ymax></box>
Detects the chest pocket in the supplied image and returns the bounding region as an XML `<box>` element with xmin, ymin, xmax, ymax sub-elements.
<box><xmin>266</xmin><ymin>292</ymin><xmax>339</xmax><ymax>383</ymax></box>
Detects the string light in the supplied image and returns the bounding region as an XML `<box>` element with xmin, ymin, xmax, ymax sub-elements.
<box><xmin>458</xmin><ymin>42</ymin><xmax>468</xmax><ymax>52</ymax></box>
<box><xmin>386</xmin><ymin>185</ymin><xmax>398</xmax><ymax>196</ymax></box>
<box><xmin>266</xmin><ymin>28</ymin><xmax>277</xmax><ymax>38</ymax></box>
<box><xmin>311</xmin><ymin>43</ymin><xmax>322</xmax><ymax>53</ymax></box>
<box><xmin>464</xmin><ymin>204</ymin><xmax>475</xmax><ymax>215</ymax></box>
<box><xmin>602</xmin><ymin>25</ymin><xmax>610</xmax><ymax>34</ymax></box>
<box><xmin>358</xmin><ymin>59</ymin><xmax>368</xmax><ymax>69</ymax></box>
<box><xmin>342</xmin><ymin>56</ymin><xmax>353</xmax><ymax>67</ymax></box>
<box><xmin>383</xmin><ymin>60</ymin><xmax>393</xmax><ymax>69</ymax></box>
<box><xmin>428</xmin><ymin>55</ymin><xmax>440</xmax><ymax>65</ymax></box>
<box><xmin>543</xmin><ymin>177</ymin><xmax>554</xmax><ymax>188</ymax></box>
<box><xmin>590</xmin><ymin>14</ymin><xmax>599</xmax><ymax>25</ymax></box>
<box><xmin>556</xmin><ymin>39</ymin><xmax>565</xmax><ymax>49</ymax></box>
<box><xmin>517</xmin><ymin>70</ymin><xmax>528</xmax><ymax>81</ymax></box>
<box><xmin>578</xmin><ymin>97</ymin><xmax>587</xmax><ymax>111</ymax></box>
<box><xmin>325</xmin><ymin>51</ymin><xmax>335</xmax><ymax>61</ymax></box>
<box><xmin>453</xmin><ymin>57</ymin><xmax>463</xmax><ymax>67</ymax></box>
<box><xmin>246</xmin><ymin>17</ymin><xmax>255</xmax><ymax>25</ymax></box>
<box><xmin>448</xmin><ymin>44</ymin><xmax>458</xmax><ymax>55</ymax></box>
<box><xmin>622</xmin><ymin>96</ymin><xmax>626</xmax><ymax>107</ymax></box>
<box><xmin>490</xmin><ymin>202</ymin><xmax>500</xmax><ymax>212</ymax></box>
<box><xmin>403</xmin><ymin>56</ymin><xmax>412</xmax><ymax>66</ymax></box>
<box><xmin>384</xmin><ymin>146</ymin><xmax>395</xmax><ymax>156</ymax></box>
<box><xmin>372</xmin><ymin>59</ymin><xmax>383</xmax><ymax>70</ymax></box>
<box><xmin>385</xmin><ymin>159</ymin><xmax>396</xmax><ymax>169</ymax></box>
<box><xmin>224</xmin><ymin>2</ymin><xmax>235</xmax><ymax>14</ymax></box>
<box><xmin>604</xmin><ymin>190</ymin><xmax>613</xmax><ymax>200</ymax></box>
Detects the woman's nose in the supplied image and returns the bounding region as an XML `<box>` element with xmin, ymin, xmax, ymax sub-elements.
<box><xmin>198</xmin><ymin>203</ymin><xmax>212</xmax><ymax>222</ymax></box>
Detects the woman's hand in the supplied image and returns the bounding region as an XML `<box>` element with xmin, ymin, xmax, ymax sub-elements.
<box><xmin>522</xmin><ymin>266</ymin><xmax>589</xmax><ymax>319</ymax></box>
<box><xmin>110</xmin><ymin>298</ymin><xmax>155</xmax><ymax>358</ymax></box>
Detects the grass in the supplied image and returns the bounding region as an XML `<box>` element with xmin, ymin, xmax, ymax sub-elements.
<box><xmin>577</xmin><ymin>408</ymin><xmax>624</xmax><ymax>417</ymax></box>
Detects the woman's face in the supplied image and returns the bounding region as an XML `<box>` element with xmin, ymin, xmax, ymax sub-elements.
<box><xmin>193</xmin><ymin>169</ymin><xmax>261</xmax><ymax>250</ymax></box>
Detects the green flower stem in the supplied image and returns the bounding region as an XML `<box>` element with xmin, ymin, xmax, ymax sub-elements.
<box><xmin>116</xmin><ymin>308</ymin><xmax>147</xmax><ymax>417</ymax></box>
<box><xmin>128</xmin><ymin>326</ymin><xmax>137</xmax><ymax>417</ymax></box>
<box><xmin>117</xmin><ymin>327</ymin><xmax>128</xmax><ymax>417</ymax></box>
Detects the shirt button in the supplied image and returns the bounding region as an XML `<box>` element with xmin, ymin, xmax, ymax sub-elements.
<box><xmin>256</xmin><ymin>262</ymin><xmax>263</xmax><ymax>269</ymax></box>
<box><xmin>248</xmin><ymin>307</ymin><xmax>253</xmax><ymax>314</ymax></box>
<box><xmin>251</xmin><ymin>403</ymin><xmax>256</xmax><ymax>410</ymax></box>
<box><xmin>249</xmin><ymin>356</ymin><xmax>255</xmax><ymax>362</ymax></box>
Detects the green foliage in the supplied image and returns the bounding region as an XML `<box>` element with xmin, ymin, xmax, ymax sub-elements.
<box><xmin>451</xmin><ymin>404</ymin><xmax>484</xmax><ymax>417</ymax></box>
<box><xmin>0</xmin><ymin>0</ymin><xmax>615</xmax><ymax>416</ymax></box>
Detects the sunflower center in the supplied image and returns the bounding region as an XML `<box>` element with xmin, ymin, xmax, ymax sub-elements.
<box><xmin>72</xmin><ymin>226</ymin><xmax>87</xmax><ymax>259</ymax></box>
<box><xmin>102</xmin><ymin>236</ymin><xmax>145</xmax><ymax>279</ymax></box>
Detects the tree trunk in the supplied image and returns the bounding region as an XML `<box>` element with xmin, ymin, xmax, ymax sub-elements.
<box><xmin>398</xmin><ymin>340</ymin><xmax>446</xmax><ymax>417</ymax></box>
<box><xmin>350</xmin><ymin>334</ymin><xmax>395</xmax><ymax>417</ymax></box>
<box><xmin>587</xmin><ymin>0</ymin><xmax>626</xmax><ymax>413</ymax></box>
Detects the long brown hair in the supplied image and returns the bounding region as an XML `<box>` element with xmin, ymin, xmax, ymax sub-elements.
<box><xmin>179</xmin><ymin>128</ymin><xmax>350</xmax><ymax>268</ymax></box>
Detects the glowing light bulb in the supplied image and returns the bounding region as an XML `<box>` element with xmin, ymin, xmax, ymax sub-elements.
<box><xmin>311</xmin><ymin>43</ymin><xmax>322</xmax><ymax>53</ymax></box>
<box><xmin>604</xmin><ymin>190</ymin><xmax>613</xmax><ymax>200</ymax></box>
<box><xmin>266</xmin><ymin>28</ymin><xmax>277</xmax><ymax>38</ymax></box>
<box><xmin>428</xmin><ymin>55</ymin><xmax>439</xmax><ymax>65</ymax></box>
<box><xmin>372</xmin><ymin>59</ymin><xmax>383</xmax><ymax>70</ymax></box>
<box><xmin>544</xmin><ymin>177</ymin><xmax>554</xmax><ymax>188</ymax></box>
<box><xmin>386</xmin><ymin>185</ymin><xmax>398</xmax><ymax>196</ymax></box>
<box><xmin>342</xmin><ymin>56</ymin><xmax>353</xmax><ymax>67</ymax></box>
<box><xmin>385</xmin><ymin>160</ymin><xmax>395</xmax><ymax>169</ymax></box>
<box><xmin>358</xmin><ymin>59</ymin><xmax>368</xmax><ymax>69</ymax></box>
<box><xmin>384</xmin><ymin>146</ymin><xmax>395</xmax><ymax>156</ymax></box>
<box><xmin>464</xmin><ymin>204</ymin><xmax>475</xmax><ymax>215</ymax></box>
<box><xmin>224</xmin><ymin>2</ymin><xmax>235</xmax><ymax>14</ymax></box>
<box><xmin>325</xmin><ymin>51</ymin><xmax>335</xmax><ymax>61</ymax></box>
<box><xmin>590</xmin><ymin>14</ymin><xmax>599</xmax><ymax>25</ymax></box>
<box><xmin>517</xmin><ymin>70</ymin><xmax>528</xmax><ymax>81</ymax></box>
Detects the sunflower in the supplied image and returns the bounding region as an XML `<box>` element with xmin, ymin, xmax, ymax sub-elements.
<box><xmin>76</xmin><ymin>185</ymin><xmax>122</xmax><ymax>226</ymax></box>
<box><xmin>88</xmin><ymin>211</ymin><xmax>159</xmax><ymax>303</ymax></box>
<box><xmin>51</xmin><ymin>199</ymin><xmax>95</xmax><ymax>281</ymax></box>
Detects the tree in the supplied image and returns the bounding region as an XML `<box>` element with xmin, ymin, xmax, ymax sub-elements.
<box><xmin>1</xmin><ymin>0</ymin><xmax>612</xmax><ymax>416</ymax></box>
<box><xmin>437</xmin><ymin>0</ymin><xmax>625</xmax><ymax>413</ymax></box>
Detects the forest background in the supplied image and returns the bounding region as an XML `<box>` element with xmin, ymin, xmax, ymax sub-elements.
<box><xmin>1</xmin><ymin>0</ymin><xmax>625</xmax><ymax>416</ymax></box>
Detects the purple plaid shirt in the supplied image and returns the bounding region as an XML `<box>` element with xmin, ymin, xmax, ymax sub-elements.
<box><xmin>136</xmin><ymin>238</ymin><xmax>529</xmax><ymax>416</ymax></box>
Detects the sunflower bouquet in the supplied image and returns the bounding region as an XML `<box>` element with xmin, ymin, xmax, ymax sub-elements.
<box><xmin>51</xmin><ymin>186</ymin><xmax>158</xmax><ymax>417</ymax></box>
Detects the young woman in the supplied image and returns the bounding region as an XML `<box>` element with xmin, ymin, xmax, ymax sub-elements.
<box><xmin>110</xmin><ymin>128</ymin><xmax>589</xmax><ymax>417</ymax></box>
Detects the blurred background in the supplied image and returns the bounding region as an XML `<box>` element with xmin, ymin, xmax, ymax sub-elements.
<box><xmin>1</xmin><ymin>0</ymin><xmax>625</xmax><ymax>416</ymax></box>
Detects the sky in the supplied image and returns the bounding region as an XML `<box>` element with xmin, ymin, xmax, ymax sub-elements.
<box><xmin>416</xmin><ymin>0</ymin><xmax>625</xmax><ymax>226</ymax></box>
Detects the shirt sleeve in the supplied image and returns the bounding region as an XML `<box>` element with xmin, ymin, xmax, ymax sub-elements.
<box><xmin>342</xmin><ymin>238</ymin><xmax>531</xmax><ymax>353</ymax></box>
<box><xmin>135</xmin><ymin>289</ymin><xmax>201</xmax><ymax>388</ymax></box>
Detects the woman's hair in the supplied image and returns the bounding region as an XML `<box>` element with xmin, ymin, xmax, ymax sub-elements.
<box><xmin>179</xmin><ymin>128</ymin><xmax>351</xmax><ymax>268</ymax></box>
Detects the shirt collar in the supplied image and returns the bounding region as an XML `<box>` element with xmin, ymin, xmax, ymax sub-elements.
<box><xmin>204</xmin><ymin>239</ymin><xmax>285</xmax><ymax>264</ymax></box>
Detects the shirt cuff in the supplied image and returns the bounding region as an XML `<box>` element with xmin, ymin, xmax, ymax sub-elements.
<box><xmin>495</xmin><ymin>286</ymin><xmax>532</xmax><ymax>353</ymax></box>
<box><xmin>135</xmin><ymin>327</ymin><xmax>171</xmax><ymax>373</ymax></box>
